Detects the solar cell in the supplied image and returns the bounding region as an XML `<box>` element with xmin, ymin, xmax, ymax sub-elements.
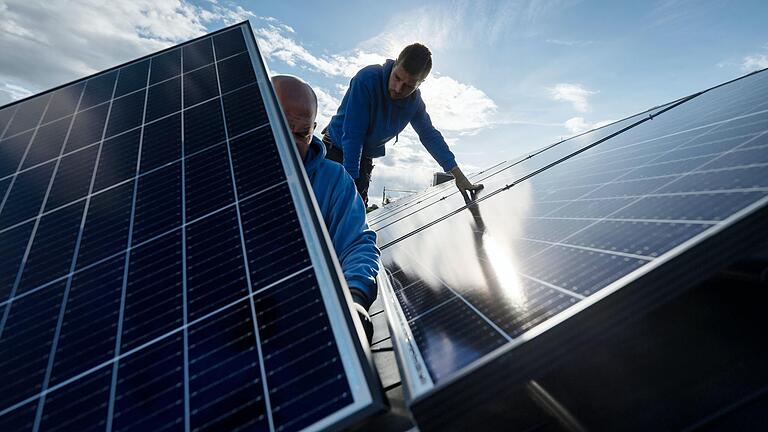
<box><xmin>0</xmin><ymin>22</ymin><xmax>382</xmax><ymax>431</ymax></box>
<box><xmin>375</xmin><ymin>67</ymin><xmax>768</xmax><ymax>428</ymax></box>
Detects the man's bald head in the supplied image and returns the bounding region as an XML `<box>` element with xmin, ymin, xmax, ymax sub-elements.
<box><xmin>271</xmin><ymin>75</ymin><xmax>318</xmax><ymax>159</ymax></box>
<box><xmin>272</xmin><ymin>75</ymin><xmax>318</xmax><ymax>121</ymax></box>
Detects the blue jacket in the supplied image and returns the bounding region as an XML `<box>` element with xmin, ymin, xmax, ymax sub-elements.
<box><xmin>327</xmin><ymin>59</ymin><xmax>457</xmax><ymax>179</ymax></box>
<box><xmin>304</xmin><ymin>136</ymin><xmax>380</xmax><ymax>308</ymax></box>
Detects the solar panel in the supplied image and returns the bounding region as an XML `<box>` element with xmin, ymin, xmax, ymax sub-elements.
<box><xmin>373</xmin><ymin>68</ymin><xmax>768</xmax><ymax>429</ymax></box>
<box><xmin>0</xmin><ymin>22</ymin><xmax>383</xmax><ymax>432</ymax></box>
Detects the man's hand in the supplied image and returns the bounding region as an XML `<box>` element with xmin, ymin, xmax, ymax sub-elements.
<box><xmin>449</xmin><ymin>166</ymin><xmax>483</xmax><ymax>200</ymax></box>
<box><xmin>352</xmin><ymin>302</ymin><xmax>373</xmax><ymax>344</ymax></box>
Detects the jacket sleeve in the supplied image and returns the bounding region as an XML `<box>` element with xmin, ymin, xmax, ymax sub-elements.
<box><xmin>410</xmin><ymin>98</ymin><xmax>458</xmax><ymax>172</ymax></box>
<box><xmin>340</xmin><ymin>74</ymin><xmax>372</xmax><ymax>179</ymax></box>
<box><xmin>326</xmin><ymin>167</ymin><xmax>380</xmax><ymax>309</ymax></box>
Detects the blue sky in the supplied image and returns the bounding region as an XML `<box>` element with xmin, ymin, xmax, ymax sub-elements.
<box><xmin>1</xmin><ymin>0</ymin><xmax>767</xmax><ymax>204</ymax></box>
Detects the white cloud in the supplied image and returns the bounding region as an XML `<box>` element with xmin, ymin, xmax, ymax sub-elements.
<box><xmin>547</xmin><ymin>83</ymin><xmax>597</xmax><ymax>112</ymax></box>
<box><xmin>742</xmin><ymin>54</ymin><xmax>768</xmax><ymax>72</ymax></box>
<box><xmin>0</xmin><ymin>0</ymin><xmax>258</xmax><ymax>105</ymax></box>
<box><xmin>419</xmin><ymin>75</ymin><xmax>497</xmax><ymax>133</ymax></box>
<box><xmin>564</xmin><ymin>116</ymin><xmax>614</xmax><ymax>135</ymax></box>
<box><xmin>0</xmin><ymin>83</ymin><xmax>33</xmax><ymax>101</ymax></box>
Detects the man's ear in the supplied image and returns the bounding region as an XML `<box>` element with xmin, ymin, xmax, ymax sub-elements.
<box><xmin>312</xmin><ymin>121</ymin><xmax>317</xmax><ymax>132</ymax></box>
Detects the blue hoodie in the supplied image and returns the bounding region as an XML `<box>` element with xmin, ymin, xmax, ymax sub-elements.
<box><xmin>304</xmin><ymin>136</ymin><xmax>379</xmax><ymax>308</ymax></box>
<box><xmin>327</xmin><ymin>59</ymin><xmax>458</xmax><ymax>179</ymax></box>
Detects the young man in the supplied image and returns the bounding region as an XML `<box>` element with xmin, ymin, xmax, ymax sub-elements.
<box><xmin>323</xmin><ymin>43</ymin><xmax>483</xmax><ymax>205</ymax></box>
<box><xmin>271</xmin><ymin>75</ymin><xmax>379</xmax><ymax>342</ymax></box>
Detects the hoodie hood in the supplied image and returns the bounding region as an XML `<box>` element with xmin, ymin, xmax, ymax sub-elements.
<box><xmin>303</xmin><ymin>135</ymin><xmax>327</xmax><ymax>176</ymax></box>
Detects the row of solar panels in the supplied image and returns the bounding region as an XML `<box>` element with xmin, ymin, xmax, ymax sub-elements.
<box><xmin>370</xmin><ymin>61</ymin><xmax>768</xmax><ymax>429</ymax></box>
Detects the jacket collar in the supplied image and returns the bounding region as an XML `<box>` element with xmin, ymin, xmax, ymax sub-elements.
<box><xmin>303</xmin><ymin>135</ymin><xmax>327</xmax><ymax>175</ymax></box>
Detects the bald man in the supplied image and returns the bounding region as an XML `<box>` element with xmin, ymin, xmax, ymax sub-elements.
<box><xmin>271</xmin><ymin>75</ymin><xmax>379</xmax><ymax>342</ymax></box>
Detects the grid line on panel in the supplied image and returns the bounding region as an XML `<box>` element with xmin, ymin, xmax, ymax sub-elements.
<box><xmin>544</xmin><ymin>137</ymin><xmax>768</xmax><ymax>216</ymax></box>
<box><xmin>377</xmin><ymin>93</ymin><xmax>766</xmax><ymax>250</ymax></box>
<box><xmin>0</xmin><ymin>263</ymin><xmax>314</xmax><ymax>421</ymax></box>
<box><xmin>0</xmin><ymin>80</ymin><xmax>263</xmax><ymax>185</ymax></box>
<box><xmin>524</xmin><ymin>216</ymin><xmax>719</xmax><ymax>225</ymax></box>
<box><xmin>0</xmin><ymin>105</ymin><xmax>20</xmax><ymax>139</ymax></box>
<box><xmin>375</xmin><ymin>96</ymin><xmax>767</xmax><ymax>231</ymax></box>
<box><xmin>516</xmin><ymin>236</ymin><xmax>655</xmax><ymax>261</ymax></box>
<box><xmin>0</xmin><ymin>49</ymin><xmax>249</xmax><ymax>145</ymax></box>
<box><xmin>519</xmin><ymin>130</ymin><xmax>768</xmax><ymax>269</ymax></box>
<box><xmin>0</xmin><ymin>94</ymin><xmax>57</xmax><ymax>338</ymax></box>
<box><xmin>518</xmin><ymin>274</ymin><xmax>587</xmax><ymax>300</ymax></box>
<box><xmin>211</xmin><ymin>35</ymin><xmax>276</xmax><ymax>432</ymax></box>
<box><xmin>180</xmin><ymin>45</ymin><xmax>192</xmax><ymax>432</ymax></box>
<box><xmin>105</xmin><ymin>61</ymin><xmax>152</xmax><ymax>432</ymax></box>
<box><xmin>31</xmin><ymin>68</ymin><xmax>120</xmax><ymax>431</ymax></box>
<box><xmin>0</xmin><ymin>120</ymin><xmax>270</xmax><ymax>239</ymax></box>
<box><xmin>0</xmin><ymin>179</ymin><xmax>289</xmax><ymax>311</ymax></box>
<box><xmin>399</xmin><ymin>247</ymin><xmax>512</xmax><ymax>343</ymax></box>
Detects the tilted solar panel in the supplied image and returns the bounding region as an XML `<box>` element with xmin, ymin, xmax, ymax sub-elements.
<box><xmin>0</xmin><ymin>22</ymin><xmax>383</xmax><ymax>432</ymax></box>
<box><xmin>373</xmin><ymin>67</ymin><xmax>768</xmax><ymax>429</ymax></box>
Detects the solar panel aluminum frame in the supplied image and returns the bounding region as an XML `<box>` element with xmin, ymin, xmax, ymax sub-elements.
<box><xmin>239</xmin><ymin>22</ymin><xmax>387</xmax><ymax>430</ymax></box>
<box><xmin>377</xmin><ymin>117</ymin><xmax>768</xmax><ymax>430</ymax></box>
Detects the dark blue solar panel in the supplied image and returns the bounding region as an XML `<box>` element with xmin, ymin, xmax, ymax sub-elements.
<box><xmin>222</xmin><ymin>83</ymin><xmax>267</xmax><ymax>137</ymax></box>
<box><xmin>0</xmin><ymin>221</ymin><xmax>34</xmax><ymax>302</ymax></box>
<box><xmin>217</xmin><ymin>52</ymin><xmax>258</xmax><ymax>94</ymax></box>
<box><xmin>5</xmin><ymin>94</ymin><xmax>50</xmax><ymax>137</ymax></box>
<box><xmin>186</xmin><ymin>206</ymin><xmax>249</xmax><ymax>319</ymax></box>
<box><xmin>213</xmin><ymin>28</ymin><xmax>247</xmax><ymax>59</ymax></box>
<box><xmin>131</xmin><ymin>161</ymin><xmax>182</xmax><ymax>245</ymax></box>
<box><xmin>17</xmin><ymin>202</ymin><xmax>85</xmax><ymax>293</ymax></box>
<box><xmin>76</xmin><ymin>183</ymin><xmax>134</xmax><ymax>268</ymax></box>
<box><xmin>0</xmin><ymin>161</ymin><xmax>55</xmax><ymax>230</ymax></box>
<box><xmin>0</xmin><ymin>24</ymin><xmax>380</xmax><ymax>432</ymax></box>
<box><xmin>49</xmin><ymin>255</ymin><xmax>126</xmax><ymax>385</ymax></box>
<box><xmin>0</xmin><ymin>131</ymin><xmax>33</xmax><ymax>177</ymax></box>
<box><xmin>375</xmin><ymin>66</ymin><xmax>768</xmax><ymax>406</ymax></box>
<box><xmin>114</xmin><ymin>59</ymin><xmax>149</xmax><ymax>98</ymax></box>
<box><xmin>22</xmin><ymin>116</ymin><xmax>71</xmax><ymax>169</ymax></box>
<box><xmin>184</xmin><ymin>143</ymin><xmax>234</xmax><ymax>221</ymax></box>
<box><xmin>43</xmin><ymin>82</ymin><xmax>84</xmax><ymax>123</ymax></box>
<box><xmin>183</xmin><ymin>64</ymin><xmax>219</xmax><ymax>107</ymax></box>
<box><xmin>183</xmin><ymin>99</ymin><xmax>225</xmax><ymax>154</ymax></box>
<box><xmin>45</xmin><ymin>145</ymin><xmax>99</xmax><ymax>210</ymax></box>
<box><xmin>0</xmin><ymin>281</ymin><xmax>67</xmax><ymax>408</ymax></box>
<box><xmin>121</xmin><ymin>230</ymin><xmax>183</xmax><ymax>351</ymax></box>
<box><xmin>105</xmin><ymin>90</ymin><xmax>145</xmax><ymax>137</ymax></box>
<box><xmin>80</xmin><ymin>71</ymin><xmax>117</xmax><ymax>111</ymax></box>
<box><xmin>149</xmin><ymin>48</ymin><xmax>181</xmax><ymax>85</ymax></box>
<box><xmin>65</xmin><ymin>103</ymin><xmax>109</xmax><ymax>152</ymax></box>
<box><xmin>0</xmin><ymin>106</ymin><xmax>17</xmax><ymax>136</ymax></box>
<box><xmin>145</xmin><ymin>76</ymin><xmax>180</xmax><ymax>122</ymax></box>
<box><xmin>182</xmin><ymin>37</ymin><xmax>214</xmax><ymax>72</ymax></box>
<box><xmin>140</xmin><ymin>113</ymin><xmax>181</xmax><ymax>173</ymax></box>
<box><xmin>229</xmin><ymin>127</ymin><xmax>284</xmax><ymax>199</ymax></box>
<box><xmin>93</xmin><ymin>128</ymin><xmax>140</xmax><ymax>191</ymax></box>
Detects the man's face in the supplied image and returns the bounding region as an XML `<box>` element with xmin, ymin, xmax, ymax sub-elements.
<box><xmin>388</xmin><ymin>63</ymin><xmax>425</xmax><ymax>100</ymax></box>
<box><xmin>284</xmin><ymin>106</ymin><xmax>316</xmax><ymax>159</ymax></box>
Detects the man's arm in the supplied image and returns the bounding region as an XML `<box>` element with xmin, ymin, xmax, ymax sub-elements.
<box><xmin>410</xmin><ymin>99</ymin><xmax>483</xmax><ymax>197</ymax></box>
<box><xmin>410</xmin><ymin>99</ymin><xmax>457</xmax><ymax>171</ymax></box>
<box><xmin>340</xmin><ymin>75</ymin><xmax>373</xmax><ymax>180</ymax></box>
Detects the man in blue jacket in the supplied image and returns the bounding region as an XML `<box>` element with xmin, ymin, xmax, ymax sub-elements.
<box><xmin>323</xmin><ymin>43</ymin><xmax>483</xmax><ymax>205</ymax></box>
<box><xmin>271</xmin><ymin>75</ymin><xmax>379</xmax><ymax>342</ymax></box>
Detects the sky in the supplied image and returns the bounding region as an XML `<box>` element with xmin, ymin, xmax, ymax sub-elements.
<box><xmin>1</xmin><ymin>0</ymin><xmax>767</xmax><ymax>205</ymax></box>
